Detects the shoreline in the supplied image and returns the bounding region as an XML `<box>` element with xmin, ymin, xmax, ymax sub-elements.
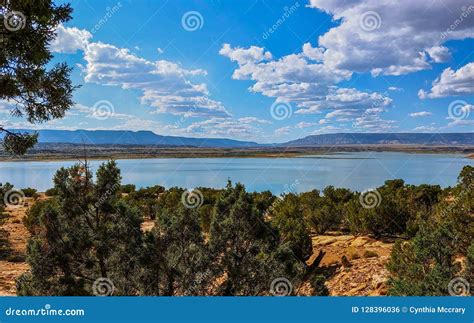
<box><xmin>1</xmin><ymin>145</ymin><xmax>473</xmax><ymax>162</ymax></box>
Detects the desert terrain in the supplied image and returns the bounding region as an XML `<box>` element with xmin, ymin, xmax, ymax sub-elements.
<box><xmin>0</xmin><ymin>195</ymin><xmax>393</xmax><ymax>296</ymax></box>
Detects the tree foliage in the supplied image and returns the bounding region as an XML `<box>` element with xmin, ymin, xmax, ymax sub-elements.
<box><xmin>0</xmin><ymin>0</ymin><xmax>77</xmax><ymax>154</ymax></box>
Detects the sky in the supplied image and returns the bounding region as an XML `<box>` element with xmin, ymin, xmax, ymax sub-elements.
<box><xmin>2</xmin><ymin>0</ymin><xmax>474</xmax><ymax>143</ymax></box>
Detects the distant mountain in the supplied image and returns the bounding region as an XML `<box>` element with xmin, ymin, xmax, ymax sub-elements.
<box><xmin>282</xmin><ymin>133</ymin><xmax>474</xmax><ymax>146</ymax></box>
<box><xmin>8</xmin><ymin>130</ymin><xmax>261</xmax><ymax>148</ymax></box>
<box><xmin>5</xmin><ymin>130</ymin><xmax>474</xmax><ymax>148</ymax></box>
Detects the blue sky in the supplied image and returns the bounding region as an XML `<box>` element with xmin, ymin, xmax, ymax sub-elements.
<box><xmin>2</xmin><ymin>0</ymin><xmax>473</xmax><ymax>143</ymax></box>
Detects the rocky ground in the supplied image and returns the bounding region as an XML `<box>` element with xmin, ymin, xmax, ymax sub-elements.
<box><xmin>0</xmin><ymin>199</ymin><xmax>394</xmax><ymax>296</ymax></box>
<box><xmin>0</xmin><ymin>197</ymin><xmax>32</xmax><ymax>296</ymax></box>
<box><xmin>308</xmin><ymin>235</ymin><xmax>393</xmax><ymax>296</ymax></box>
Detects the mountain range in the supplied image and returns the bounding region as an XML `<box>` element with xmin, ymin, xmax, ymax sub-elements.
<box><xmin>6</xmin><ymin>130</ymin><xmax>474</xmax><ymax>147</ymax></box>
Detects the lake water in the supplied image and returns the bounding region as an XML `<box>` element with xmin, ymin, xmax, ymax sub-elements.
<box><xmin>0</xmin><ymin>152</ymin><xmax>472</xmax><ymax>194</ymax></box>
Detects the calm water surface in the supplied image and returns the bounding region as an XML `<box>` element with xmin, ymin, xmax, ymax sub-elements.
<box><xmin>1</xmin><ymin>152</ymin><xmax>472</xmax><ymax>194</ymax></box>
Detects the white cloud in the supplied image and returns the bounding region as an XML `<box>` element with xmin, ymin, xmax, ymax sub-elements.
<box><xmin>50</xmin><ymin>24</ymin><xmax>92</xmax><ymax>53</ymax></box>
<box><xmin>413</xmin><ymin>125</ymin><xmax>437</xmax><ymax>132</ymax></box>
<box><xmin>419</xmin><ymin>62</ymin><xmax>474</xmax><ymax>98</ymax></box>
<box><xmin>296</xmin><ymin>122</ymin><xmax>318</xmax><ymax>129</ymax></box>
<box><xmin>309</xmin><ymin>0</ymin><xmax>474</xmax><ymax>76</ymax></box>
<box><xmin>310</xmin><ymin>125</ymin><xmax>345</xmax><ymax>134</ymax></box>
<box><xmin>219</xmin><ymin>43</ymin><xmax>272</xmax><ymax>65</ymax></box>
<box><xmin>219</xmin><ymin>43</ymin><xmax>392</xmax><ymax>127</ymax></box>
<box><xmin>82</xmin><ymin>42</ymin><xmax>230</xmax><ymax>117</ymax></box>
<box><xmin>409</xmin><ymin>111</ymin><xmax>432</xmax><ymax>118</ymax></box>
<box><xmin>274</xmin><ymin>126</ymin><xmax>292</xmax><ymax>135</ymax></box>
<box><xmin>353</xmin><ymin>113</ymin><xmax>397</xmax><ymax>131</ymax></box>
<box><xmin>425</xmin><ymin>46</ymin><xmax>451</xmax><ymax>63</ymax></box>
<box><xmin>50</xmin><ymin>26</ymin><xmax>231</xmax><ymax>118</ymax></box>
<box><xmin>182</xmin><ymin>117</ymin><xmax>267</xmax><ymax>139</ymax></box>
<box><xmin>446</xmin><ymin>119</ymin><xmax>474</xmax><ymax>127</ymax></box>
<box><xmin>388</xmin><ymin>86</ymin><xmax>401</xmax><ymax>91</ymax></box>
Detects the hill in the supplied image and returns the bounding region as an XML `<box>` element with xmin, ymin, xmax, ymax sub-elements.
<box><xmin>7</xmin><ymin>129</ymin><xmax>260</xmax><ymax>148</ymax></box>
<box><xmin>4</xmin><ymin>130</ymin><xmax>474</xmax><ymax>148</ymax></box>
<box><xmin>282</xmin><ymin>133</ymin><xmax>474</xmax><ymax>146</ymax></box>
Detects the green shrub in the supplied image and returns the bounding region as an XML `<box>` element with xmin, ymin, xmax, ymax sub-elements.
<box><xmin>21</xmin><ymin>188</ymin><xmax>38</xmax><ymax>198</ymax></box>
<box><xmin>44</xmin><ymin>188</ymin><xmax>58</xmax><ymax>196</ymax></box>
<box><xmin>120</xmin><ymin>184</ymin><xmax>136</xmax><ymax>194</ymax></box>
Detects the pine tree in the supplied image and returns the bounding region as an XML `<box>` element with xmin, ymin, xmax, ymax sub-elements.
<box><xmin>1</xmin><ymin>0</ymin><xmax>77</xmax><ymax>154</ymax></box>
<box><xmin>140</xmin><ymin>188</ymin><xmax>211</xmax><ymax>295</ymax></box>
<box><xmin>209</xmin><ymin>182</ymin><xmax>305</xmax><ymax>295</ymax></box>
<box><xmin>17</xmin><ymin>160</ymin><xmax>143</xmax><ymax>295</ymax></box>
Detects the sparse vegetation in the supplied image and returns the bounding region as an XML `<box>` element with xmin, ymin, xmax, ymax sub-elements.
<box><xmin>21</xmin><ymin>188</ymin><xmax>38</xmax><ymax>198</ymax></box>
<box><xmin>8</xmin><ymin>162</ymin><xmax>473</xmax><ymax>296</ymax></box>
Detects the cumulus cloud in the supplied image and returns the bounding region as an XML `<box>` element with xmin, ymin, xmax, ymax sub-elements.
<box><xmin>413</xmin><ymin>125</ymin><xmax>437</xmax><ymax>132</ymax></box>
<box><xmin>219</xmin><ymin>43</ymin><xmax>392</xmax><ymax>129</ymax></box>
<box><xmin>308</xmin><ymin>0</ymin><xmax>474</xmax><ymax>75</ymax></box>
<box><xmin>409</xmin><ymin>111</ymin><xmax>432</xmax><ymax>118</ymax></box>
<box><xmin>418</xmin><ymin>62</ymin><xmax>474</xmax><ymax>98</ymax></box>
<box><xmin>50</xmin><ymin>26</ymin><xmax>230</xmax><ymax>118</ymax></box>
<box><xmin>182</xmin><ymin>117</ymin><xmax>268</xmax><ymax>139</ymax></box>
<box><xmin>446</xmin><ymin>119</ymin><xmax>474</xmax><ymax>127</ymax></box>
<box><xmin>274</xmin><ymin>126</ymin><xmax>292</xmax><ymax>135</ymax></box>
<box><xmin>219</xmin><ymin>43</ymin><xmax>272</xmax><ymax>65</ymax></box>
<box><xmin>83</xmin><ymin>42</ymin><xmax>231</xmax><ymax>117</ymax></box>
<box><xmin>50</xmin><ymin>24</ymin><xmax>92</xmax><ymax>53</ymax></box>
<box><xmin>296</xmin><ymin>122</ymin><xmax>318</xmax><ymax>129</ymax></box>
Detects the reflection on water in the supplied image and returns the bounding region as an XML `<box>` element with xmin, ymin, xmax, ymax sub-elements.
<box><xmin>0</xmin><ymin>152</ymin><xmax>472</xmax><ymax>194</ymax></box>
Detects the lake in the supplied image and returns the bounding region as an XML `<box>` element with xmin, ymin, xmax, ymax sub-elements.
<box><xmin>1</xmin><ymin>152</ymin><xmax>472</xmax><ymax>194</ymax></box>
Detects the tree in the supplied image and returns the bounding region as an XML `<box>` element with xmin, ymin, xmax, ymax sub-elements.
<box><xmin>405</xmin><ymin>184</ymin><xmax>442</xmax><ymax>237</ymax></box>
<box><xmin>139</xmin><ymin>188</ymin><xmax>211</xmax><ymax>296</ymax></box>
<box><xmin>1</xmin><ymin>0</ymin><xmax>77</xmax><ymax>154</ymax></box>
<box><xmin>301</xmin><ymin>187</ymin><xmax>354</xmax><ymax>234</ymax></box>
<box><xmin>209</xmin><ymin>182</ymin><xmax>305</xmax><ymax>295</ymax></box>
<box><xmin>271</xmin><ymin>193</ymin><xmax>312</xmax><ymax>261</ymax></box>
<box><xmin>17</xmin><ymin>160</ymin><xmax>143</xmax><ymax>296</ymax></box>
<box><xmin>387</xmin><ymin>220</ymin><xmax>460</xmax><ymax>295</ymax></box>
<box><xmin>387</xmin><ymin>167</ymin><xmax>473</xmax><ymax>295</ymax></box>
<box><xmin>356</xmin><ymin>180</ymin><xmax>411</xmax><ymax>237</ymax></box>
<box><xmin>124</xmin><ymin>185</ymin><xmax>165</xmax><ymax>219</ymax></box>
